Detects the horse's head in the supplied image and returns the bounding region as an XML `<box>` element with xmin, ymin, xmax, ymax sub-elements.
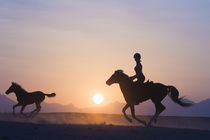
<box><xmin>5</xmin><ymin>82</ymin><xmax>18</xmax><ymax>95</ymax></box>
<box><xmin>106</xmin><ymin>70</ymin><xmax>126</xmax><ymax>86</ymax></box>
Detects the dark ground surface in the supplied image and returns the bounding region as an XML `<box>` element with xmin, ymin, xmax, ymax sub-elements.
<box><xmin>0</xmin><ymin>121</ymin><xmax>210</xmax><ymax>140</ymax></box>
<box><xmin>0</xmin><ymin>113</ymin><xmax>209</xmax><ymax>140</ymax></box>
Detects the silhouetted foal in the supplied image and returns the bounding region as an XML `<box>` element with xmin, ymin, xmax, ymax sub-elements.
<box><xmin>106</xmin><ymin>70</ymin><xmax>192</xmax><ymax>127</ymax></box>
<box><xmin>5</xmin><ymin>82</ymin><xmax>56</xmax><ymax>117</ymax></box>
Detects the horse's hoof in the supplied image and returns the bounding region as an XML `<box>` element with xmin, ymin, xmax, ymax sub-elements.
<box><xmin>127</xmin><ymin>119</ymin><xmax>132</xmax><ymax>123</ymax></box>
<box><xmin>13</xmin><ymin>114</ymin><xmax>17</xmax><ymax>118</ymax></box>
<box><xmin>26</xmin><ymin>115</ymin><xmax>32</xmax><ymax>118</ymax></box>
<box><xmin>154</xmin><ymin>119</ymin><xmax>157</xmax><ymax>123</ymax></box>
<box><xmin>27</xmin><ymin>113</ymin><xmax>33</xmax><ymax>118</ymax></box>
<box><xmin>142</xmin><ymin>121</ymin><xmax>147</xmax><ymax>126</ymax></box>
<box><xmin>146</xmin><ymin>124</ymin><xmax>152</xmax><ymax>128</ymax></box>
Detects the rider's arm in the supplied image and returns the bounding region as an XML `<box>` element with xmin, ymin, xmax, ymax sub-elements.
<box><xmin>130</xmin><ymin>75</ymin><xmax>137</xmax><ymax>80</ymax></box>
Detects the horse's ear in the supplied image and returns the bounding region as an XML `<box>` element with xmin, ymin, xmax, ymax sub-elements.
<box><xmin>12</xmin><ymin>82</ymin><xmax>15</xmax><ymax>85</ymax></box>
<box><xmin>115</xmin><ymin>70</ymin><xmax>119</xmax><ymax>74</ymax></box>
<box><xmin>115</xmin><ymin>70</ymin><xmax>123</xmax><ymax>74</ymax></box>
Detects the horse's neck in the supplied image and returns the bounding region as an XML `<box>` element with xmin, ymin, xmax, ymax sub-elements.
<box><xmin>119</xmin><ymin>80</ymin><xmax>132</xmax><ymax>94</ymax></box>
<box><xmin>14</xmin><ymin>89</ymin><xmax>27</xmax><ymax>102</ymax></box>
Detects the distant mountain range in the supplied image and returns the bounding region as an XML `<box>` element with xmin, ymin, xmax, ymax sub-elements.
<box><xmin>0</xmin><ymin>93</ymin><xmax>210</xmax><ymax>117</ymax></box>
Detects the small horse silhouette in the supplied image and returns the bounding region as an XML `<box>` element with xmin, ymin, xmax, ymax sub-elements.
<box><xmin>106</xmin><ymin>70</ymin><xmax>192</xmax><ymax>127</ymax></box>
<box><xmin>5</xmin><ymin>82</ymin><xmax>56</xmax><ymax>117</ymax></box>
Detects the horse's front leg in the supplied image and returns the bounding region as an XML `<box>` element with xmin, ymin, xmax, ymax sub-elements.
<box><xmin>130</xmin><ymin>105</ymin><xmax>147</xmax><ymax>126</ymax></box>
<box><xmin>20</xmin><ymin>105</ymin><xmax>28</xmax><ymax>117</ymax></box>
<box><xmin>122</xmin><ymin>104</ymin><xmax>132</xmax><ymax>123</ymax></box>
<box><xmin>13</xmin><ymin>103</ymin><xmax>21</xmax><ymax>117</ymax></box>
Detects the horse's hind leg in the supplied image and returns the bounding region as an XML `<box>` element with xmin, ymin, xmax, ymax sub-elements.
<box><xmin>130</xmin><ymin>105</ymin><xmax>146</xmax><ymax>126</ymax></box>
<box><xmin>29</xmin><ymin>103</ymin><xmax>39</xmax><ymax>117</ymax></box>
<box><xmin>122</xmin><ymin>104</ymin><xmax>132</xmax><ymax>123</ymax></box>
<box><xmin>147</xmin><ymin>102</ymin><xmax>165</xmax><ymax>127</ymax></box>
<box><xmin>31</xmin><ymin>103</ymin><xmax>41</xmax><ymax>118</ymax></box>
<box><xmin>154</xmin><ymin>103</ymin><xmax>165</xmax><ymax>123</ymax></box>
<box><xmin>29</xmin><ymin>108</ymin><xmax>38</xmax><ymax>117</ymax></box>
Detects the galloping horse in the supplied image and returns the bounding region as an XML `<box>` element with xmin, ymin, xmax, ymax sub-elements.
<box><xmin>5</xmin><ymin>82</ymin><xmax>56</xmax><ymax>117</ymax></box>
<box><xmin>106</xmin><ymin>70</ymin><xmax>192</xmax><ymax>127</ymax></box>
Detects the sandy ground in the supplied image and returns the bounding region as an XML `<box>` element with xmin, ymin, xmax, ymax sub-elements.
<box><xmin>0</xmin><ymin>113</ymin><xmax>210</xmax><ymax>140</ymax></box>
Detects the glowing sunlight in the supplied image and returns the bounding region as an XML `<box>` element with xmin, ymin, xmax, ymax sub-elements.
<box><xmin>92</xmin><ymin>93</ymin><xmax>104</xmax><ymax>105</ymax></box>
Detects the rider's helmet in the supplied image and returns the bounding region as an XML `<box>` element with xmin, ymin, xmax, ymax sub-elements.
<box><xmin>134</xmin><ymin>53</ymin><xmax>141</xmax><ymax>60</ymax></box>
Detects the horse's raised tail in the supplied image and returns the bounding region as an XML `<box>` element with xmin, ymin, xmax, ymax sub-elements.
<box><xmin>167</xmin><ymin>86</ymin><xmax>192</xmax><ymax>107</ymax></box>
<box><xmin>44</xmin><ymin>93</ymin><xmax>56</xmax><ymax>97</ymax></box>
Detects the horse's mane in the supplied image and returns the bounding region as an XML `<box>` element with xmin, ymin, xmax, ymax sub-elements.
<box><xmin>13</xmin><ymin>82</ymin><xmax>27</xmax><ymax>93</ymax></box>
<box><xmin>116</xmin><ymin>70</ymin><xmax>133</xmax><ymax>82</ymax></box>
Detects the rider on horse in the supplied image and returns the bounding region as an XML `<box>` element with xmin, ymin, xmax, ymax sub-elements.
<box><xmin>130</xmin><ymin>53</ymin><xmax>149</xmax><ymax>105</ymax></box>
<box><xmin>130</xmin><ymin>53</ymin><xmax>145</xmax><ymax>85</ymax></box>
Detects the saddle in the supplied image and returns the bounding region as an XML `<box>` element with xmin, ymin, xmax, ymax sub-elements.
<box><xmin>134</xmin><ymin>80</ymin><xmax>154</xmax><ymax>90</ymax></box>
<box><xmin>144</xmin><ymin>80</ymin><xmax>154</xmax><ymax>87</ymax></box>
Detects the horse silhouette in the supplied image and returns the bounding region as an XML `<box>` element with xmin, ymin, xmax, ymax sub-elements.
<box><xmin>5</xmin><ymin>82</ymin><xmax>56</xmax><ymax>117</ymax></box>
<box><xmin>106</xmin><ymin>70</ymin><xmax>192</xmax><ymax>127</ymax></box>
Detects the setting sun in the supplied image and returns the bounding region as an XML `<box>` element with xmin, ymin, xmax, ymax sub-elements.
<box><xmin>93</xmin><ymin>94</ymin><xmax>104</xmax><ymax>104</ymax></box>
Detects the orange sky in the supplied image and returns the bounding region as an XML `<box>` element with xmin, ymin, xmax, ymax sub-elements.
<box><xmin>0</xmin><ymin>0</ymin><xmax>210</xmax><ymax>108</ymax></box>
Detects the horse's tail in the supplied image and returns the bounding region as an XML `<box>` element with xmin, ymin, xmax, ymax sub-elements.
<box><xmin>167</xmin><ymin>86</ymin><xmax>192</xmax><ymax>107</ymax></box>
<box><xmin>44</xmin><ymin>93</ymin><xmax>56</xmax><ymax>97</ymax></box>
